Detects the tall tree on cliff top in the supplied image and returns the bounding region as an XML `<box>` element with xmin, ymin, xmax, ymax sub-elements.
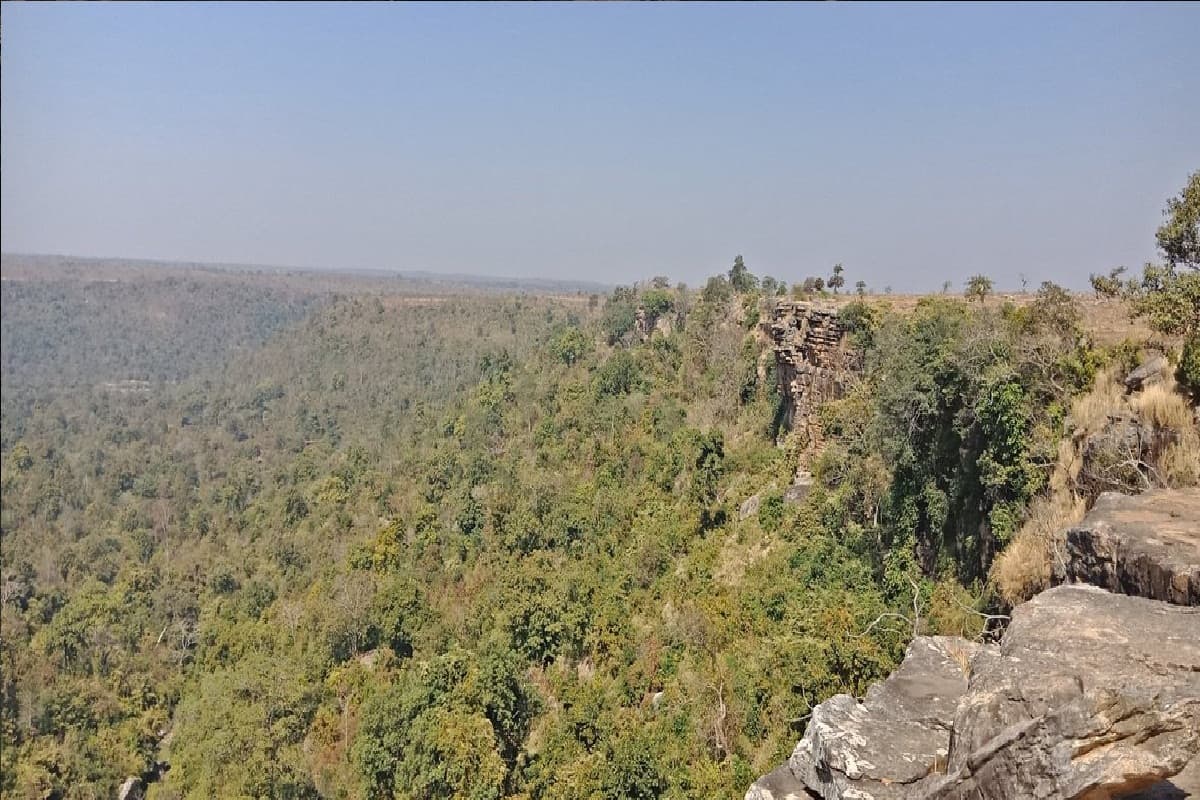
<box><xmin>1157</xmin><ymin>170</ymin><xmax>1200</xmax><ymax>271</ymax></box>
<box><xmin>1127</xmin><ymin>172</ymin><xmax>1200</xmax><ymax>337</ymax></box>
<box><xmin>728</xmin><ymin>255</ymin><xmax>758</xmax><ymax>293</ymax></box>
<box><xmin>828</xmin><ymin>263</ymin><xmax>846</xmax><ymax>294</ymax></box>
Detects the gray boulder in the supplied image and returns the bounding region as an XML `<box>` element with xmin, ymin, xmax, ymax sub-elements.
<box><xmin>784</xmin><ymin>473</ymin><xmax>815</xmax><ymax>506</ymax></box>
<box><xmin>741</xmin><ymin>493</ymin><xmax>763</xmax><ymax>521</ymax></box>
<box><xmin>1125</xmin><ymin>353</ymin><xmax>1169</xmax><ymax>392</ymax></box>
<box><xmin>925</xmin><ymin>584</ymin><xmax>1200</xmax><ymax>799</ymax></box>
<box><xmin>1053</xmin><ymin>489</ymin><xmax>1200</xmax><ymax>605</ymax></box>
<box><xmin>118</xmin><ymin>777</ymin><xmax>144</xmax><ymax>800</ymax></box>
<box><xmin>745</xmin><ymin>636</ymin><xmax>980</xmax><ymax>800</ymax></box>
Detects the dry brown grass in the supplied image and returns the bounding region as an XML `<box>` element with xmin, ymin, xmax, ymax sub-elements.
<box><xmin>815</xmin><ymin>293</ymin><xmax>1154</xmax><ymax>345</ymax></box>
<box><xmin>1070</xmin><ymin>367</ymin><xmax>1125</xmax><ymax>436</ymax></box>
<box><xmin>993</xmin><ymin>359</ymin><xmax>1198</xmax><ymax>605</ymax></box>
<box><xmin>1161</xmin><ymin>439</ymin><xmax>1200</xmax><ymax>486</ymax></box>
<box><xmin>944</xmin><ymin>640</ymin><xmax>976</xmax><ymax>679</ymax></box>
<box><xmin>1132</xmin><ymin>382</ymin><xmax>1195</xmax><ymax>431</ymax></box>
<box><xmin>1129</xmin><ymin>380</ymin><xmax>1200</xmax><ymax>487</ymax></box>
<box><xmin>991</xmin><ymin>493</ymin><xmax>1087</xmax><ymax>606</ymax></box>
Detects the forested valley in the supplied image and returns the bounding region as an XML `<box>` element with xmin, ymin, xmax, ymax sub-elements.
<box><xmin>1</xmin><ymin>176</ymin><xmax>1198</xmax><ymax>800</ymax></box>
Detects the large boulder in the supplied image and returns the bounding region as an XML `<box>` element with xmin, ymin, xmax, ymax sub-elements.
<box><xmin>741</xmin><ymin>493</ymin><xmax>763</xmax><ymax>521</ymax></box>
<box><xmin>745</xmin><ymin>764</ymin><xmax>818</xmax><ymax>800</ymax></box>
<box><xmin>748</xmin><ymin>586</ymin><xmax>1200</xmax><ymax>800</ymax></box>
<box><xmin>745</xmin><ymin>636</ymin><xmax>980</xmax><ymax>800</ymax></box>
<box><xmin>1053</xmin><ymin>489</ymin><xmax>1200</xmax><ymax>605</ymax></box>
<box><xmin>118</xmin><ymin>777</ymin><xmax>144</xmax><ymax>800</ymax></box>
<box><xmin>925</xmin><ymin>584</ymin><xmax>1200</xmax><ymax>799</ymax></box>
<box><xmin>1124</xmin><ymin>353</ymin><xmax>1170</xmax><ymax>392</ymax></box>
<box><xmin>748</xmin><ymin>490</ymin><xmax>1200</xmax><ymax>800</ymax></box>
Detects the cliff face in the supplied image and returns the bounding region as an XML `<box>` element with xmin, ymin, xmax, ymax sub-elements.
<box><xmin>768</xmin><ymin>302</ymin><xmax>852</xmax><ymax>448</ymax></box>
<box><xmin>746</xmin><ymin>489</ymin><xmax>1200</xmax><ymax>800</ymax></box>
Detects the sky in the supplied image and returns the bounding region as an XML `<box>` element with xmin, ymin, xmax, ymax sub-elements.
<box><xmin>2</xmin><ymin>2</ymin><xmax>1197</xmax><ymax>290</ymax></box>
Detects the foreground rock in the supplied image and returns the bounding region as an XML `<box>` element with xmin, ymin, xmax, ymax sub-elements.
<box><xmin>747</xmin><ymin>637</ymin><xmax>979</xmax><ymax>800</ymax></box>
<box><xmin>748</xmin><ymin>585</ymin><xmax>1200</xmax><ymax>800</ymax></box>
<box><xmin>925</xmin><ymin>585</ymin><xmax>1199</xmax><ymax>799</ymax></box>
<box><xmin>1053</xmin><ymin>490</ymin><xmax>1200</xmax><ymax>605</ymax></box>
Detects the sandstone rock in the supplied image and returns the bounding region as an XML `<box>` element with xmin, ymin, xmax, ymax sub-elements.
<box><xmin>925</xmin><ymin>585</ymin><xmax>1200</xmax><ymax>800</ymax></box>
<box><xmin>784</xmin><ymin>473</ymin><xmax>814</xmax><ymax>506</ymax></box>
<box><xmin>1125</xmin><ymin>354</ymin><xmax>1170</xmax><ymax>392</ymax></box>
<box><xmin>654</xmin><ymin>314</ymin><xmax>674</xmax><ymax>338</ymax></box>
<box><xmin>747</xmin><ymin>586</ymin><xmax>1200</xmax><ymax>800</ymax></box>
<box><xmin>748</xmin><ymin>488</ymin><xmax>1200</xmax><ymax>800</ymax></box>
<box><xmin>118</xmin><ymin>777</ymin><xmax>144</xmax><ymax>800</ymax></box>
<box><xmin>1123</xmin><ymin>757</ymin><xmax>1200</xmax><ymax>799</ymax></box>
<box><xmin>635</xmin><ymin>306</ymin><xmax>675</xmax><ymax>341</ymax></box>
<box><xmin>745</xmin><ymin>764</ymin><xmax>819</xmax><ymax>800</ymax></box>
<box><xmin>770</xmin><ymin>302</ymin><xmax>853</xmax><ymax>450</ymax></box>
<box><xmin>1053</xmin><ymin>489</ymin><xmax>1200</xmax><ymax>605</ymax></box>
<box><xmin>745</xmin><ymin>636</ymin><xmax>979</xmax><ymax>800</ymax></box>
<box><xmin>1077</xmin><ymin>413</ymin><xmax>1176</xmax><ymax>500</ymax></box>
<box><xmin>741</xmin><ymin>493</ymin><xmax>763</xmax><ymax>521</ymax></box>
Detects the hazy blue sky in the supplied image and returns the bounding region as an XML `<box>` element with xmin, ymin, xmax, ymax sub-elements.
<box><xmin>2</xmin><ymin>2</ymin><xmax>1197</xmax><ymax>289</ymax></box>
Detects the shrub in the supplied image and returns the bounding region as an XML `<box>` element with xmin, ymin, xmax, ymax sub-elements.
<box><xmin>990</xmin><ymin>493</ymin><xmax>1085</xmax><ymax>606</ymax></box>
<box><xmin>595</xmin><ymin>350</ymin><xmax>641</xmax><ymax>397</ymax></box>
<box><xmin>1178</xmin><ymin>334</ymin><xmax>1200</xmax><ymax>396</ymax></box>
<box><xmin>641</xmin><ymin>289</ymin><xmax>673</xmax><ymax>318</ymax></box>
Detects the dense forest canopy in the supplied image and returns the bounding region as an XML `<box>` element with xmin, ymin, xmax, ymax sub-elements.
<box><xmin>1</xmin><ymin>174</ymin><xmax>1197</xmax><ymax>799</ymax></box>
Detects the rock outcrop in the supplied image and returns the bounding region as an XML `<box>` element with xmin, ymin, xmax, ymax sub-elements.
<box><xmin>747</xmin><ymin>489</ymin><xmax>1200</xmax><ymax>800</ymax></box>
<box><xmin>749</xmin><ymin>637</ymin><xmax>979</xmax><ymax>800</ymax></box>
<box><xmin>635</xmin><ymin>305</ymin><xmax>674</xmax><ymax>341</ymax></box>
<box><xmin>1124</xmin><ymin>353</ymin><xmax>1170</xmax><ymax>392</ymax></box>
<box><xmin>925</xmin><ymin>585</ymin><xmax>1199</xmax><ymax>800</ymax></box>
<box><xmin>1053</xmin><ymin>490</ymin><xmax>1200</xmax><ymax>605</ymax></box>
<box><xmin>118</xmin><ymin>777</ymin><xmax>144</xmax><ymax>800</ymax></box>
<box><xmin>769</xmin><ymin>302</ymin><xmax>852</xmax><ymax>446</ymax></box>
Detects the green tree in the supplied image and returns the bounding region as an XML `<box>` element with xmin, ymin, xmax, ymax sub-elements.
<box><xmin>828</xmin><ymin>263</ymin><xmax>846</xmax><ymax>294</ymax></box>
<box><xmin>601</xmin><ymin>288</ymin><xmax>639</xmax><ymax>345</ymax></box>
<box><xmin>1125</xmin><ymin>175</ymin><xmax>1200</xmax><ymax>336</ymax></box>
<box><xmin>603</xmin><ymin>734</ymin><xmax>667</xmax><ymax>800</ymax></box>
<box><xmin>595</xmin><ymin>350</ymin><xmax>641</xmax><ymax>397</ymax></box>
<box><xmin>640</xmin><ymin>289</ymin><xmax>674</xmax><ymax>319</ymax></box>
<box><xmin>549</xmin><ymin>327</ymin><xmax>592</xmax><ymax>366</ymax></box>
<box><xmin>964</xmin><ymin>274</ymin><xmax>993</xmax><ymax>303</ymax></box>
<box><xmin>1126</xmin><ymin>263</ymin><xmax>1200</xmax><ymax>335</ymax></box>
<box><xmin>855</xmin><ymin>280</ymin><xmax>867</xmax><ymax>297</ymax></box>
<box><xmin>1089</xmin><ymin>267</ymin><xmax>1126</xmax><ymax>299</ymax></box>
<box><xmin>1157</xmin><ymin>170</ymin><xmax>1200</xmax><ymax>270</ymax></box>
<box><xmin>728</xmin><ymin>255</ymin><xmax>758</xmax><ymax>293</ymax></box>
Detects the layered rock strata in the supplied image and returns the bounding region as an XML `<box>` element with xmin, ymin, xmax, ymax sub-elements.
<box><xmin>769</xmin><ymin>302</ymin><xmax>851</xmax><ymax>442</ymax></box>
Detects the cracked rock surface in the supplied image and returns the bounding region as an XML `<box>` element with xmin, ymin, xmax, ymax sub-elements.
<box><xmin>747</xmin><ymin>490</ymin><xmax>1200</xmax><ymax>800</ymax></box>
<box><xmin>747</xmin><ymin>637</ymin><xmax>979</xmax><ymax>800</ymax></box>
<box><xmin>925</xmin><ymin>584</ymin><xmax>1200</xmax><ymax>800</ymax></box>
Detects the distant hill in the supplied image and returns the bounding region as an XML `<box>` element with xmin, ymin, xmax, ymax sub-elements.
<box><xmin>0</xmin><ymin>252</ymin><xmax>613</xmax><ymax>294</ymax></box>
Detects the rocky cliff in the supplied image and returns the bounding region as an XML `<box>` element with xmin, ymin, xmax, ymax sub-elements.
<box><xmin>769</xmin><ymin>302</ymin><xmax>852</xmax><ymax>447</ymax></box>
<box><xmin>746</xmin><ymin>489</ymin><xmax>1200</xmax><ymax>800</ymax></box>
